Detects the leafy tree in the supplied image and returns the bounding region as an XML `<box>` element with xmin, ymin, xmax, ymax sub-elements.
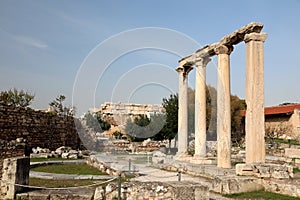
<box><xmin>0</xmin><ymin>88</ymin><xmax>34</xmax><ymax>107</ymax></box>
<box><xmin>113</xmin><ymin>131</ymin><xmax>123</xmax><ymax>139</ymax></box>
<box><xmin>145</xmin><ymin>94</ymin><xmax>179</xmax><ymax>150</ymax></box>
<box><xmin>207</xmin><ymin>85</ymin><xmax>217</xmax><ymax>140</ymax></box>
<box><xmin>49</xmin><ymin>95</ymin><xmax>75</xmax><ymax>116</ymax></box>
<box><xmin>125</xmin><ymin>114</ymin><xmax>165</xmax><ymax>142</ymax></box>
<box><xmin>84</xmin><ymin>112</ymin><xmax>111</xmax><ymax>132</ymax></box>
<box><xmin>188</xmin><ymin>87</ymin><xmax>213</xmax><ymax>135</ymax></box>
<box><xmin>159</xmin><ymin>85</ymin><xmax>245</xmax><ymax>142</ymax></box>
<box><xmin>231</xmin><ymin>95</ymin><xmax>246</xmax><ymax>141</ymax></box>
<box><xmin>95</xmin><ymin>113</ymin><xmax>111</xmax><ymax>131</ymax></box>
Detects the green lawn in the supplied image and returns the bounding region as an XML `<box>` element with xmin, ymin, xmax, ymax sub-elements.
<box><xmin>31</xmin><ymin>163</ymin><xmax>107</xmax><ymax>175</ymax></box>
<box><xmin>224</xmin><ymin>190</ymin><xmax>300</xmax><ymax>199</ymax></box>
<box><xmin>29</xmin><ymin>177</ymin><xmax>101</xmax><ymax>188</ymax></box>
<box><xmin>30</xmin><ymin>157</ymin><xmax>83</xmax><ymax>162</ymax></box>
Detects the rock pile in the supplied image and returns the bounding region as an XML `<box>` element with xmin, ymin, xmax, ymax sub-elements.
<box><xmin>31</xmin><ymin>146</ymin><xmax>89</xmax><ymax>159</ymax></box>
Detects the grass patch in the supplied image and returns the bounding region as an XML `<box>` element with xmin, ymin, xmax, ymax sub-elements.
<box><xmin>30</xmin><ymin>157</ymin><xmax>83</xmax><ymax>162</ymax></box>
<box><xmin>29</xmin><ymin>177</ymin><xmax>102</xmax><ymax>188</ymax></box>
<box><xmin>31</xmin><ymin>163</ymin><xmax>107</xmax><ymax>175</ymax></box>
<box><xmin>224</xmin><ymin>190</ymin><xmax>300</xmax><ymax>199</ymax></box>
<box><xmin>273</xmin><ymin>138</ymin><xmax>300</xmax><ymax>146</ymax></box>
<box><xmin>294</xmin><ymin>167</ymin><xmax>300</xmax><ymax>173</ymax></box>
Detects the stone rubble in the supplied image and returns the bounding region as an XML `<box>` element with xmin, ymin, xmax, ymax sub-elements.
<box><xmin>30</xmin><ymin>146</ymin><xmax>88</xmax><ymax>159</ymax></box>
<box><xmin>94</xmin><ymin>181</ymin><xmax>209</xmax><ymax>200</ymax></box>
<box><xmin>236</xmin><ymin>163</ymin><xmax>293</xmax><ymax>179</ymax></box>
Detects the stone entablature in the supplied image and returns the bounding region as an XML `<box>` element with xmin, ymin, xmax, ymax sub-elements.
<box><xmin>93</xmin><ymin>102</ymin><xmax>164</xmax><ymax>126</ymax></box>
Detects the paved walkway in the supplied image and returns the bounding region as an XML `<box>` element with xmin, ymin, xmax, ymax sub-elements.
<box><xmin>92</xmin><ymin>153</ymin><xmax>233</xmax><ymax>199</ymax></box>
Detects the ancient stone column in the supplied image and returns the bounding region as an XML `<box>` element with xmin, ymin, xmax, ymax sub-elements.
<box><xmin>176</xmin><ymin>65</ymin><xmax>192</xmax><ymax>155</ymax></box>
<box><xmin>215</xmin><ymin>45</ymin><xmax>232</xmax><ymax>168</ymax></box>
<box><xmin>244</xmin><ymin>32</ymin><xmax>268</xmax><ymax>164</ymax></box>
<box><xmin>194</xmin><ymin>57</ymin><xmax>211</xmax><ymax>158</ymax></box>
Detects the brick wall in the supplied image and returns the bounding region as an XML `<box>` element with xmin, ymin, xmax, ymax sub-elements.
<box><xmin>0</xmin><ymin>103</ymin><xmax>81</xmax><ymax>151</ymax></box>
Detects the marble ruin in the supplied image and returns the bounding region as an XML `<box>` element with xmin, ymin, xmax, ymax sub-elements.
<box><xmin>93</xmin><ymin>102</ymin><xmax>164</xmax><ymax>126</ymax></box>
<box><xmin>176</xmin><ymin>22</ymin><xmax>267</xmax><ymax>168</ymax></box>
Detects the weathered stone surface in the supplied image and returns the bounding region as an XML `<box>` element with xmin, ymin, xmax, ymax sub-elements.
<box><xmin>285</xmin><ymin>148</ymin><xmax>300</xmax><ymax>158</ymax></box>
<box><xmin>263</xmin><ymin>179</ymin><xmax>300</xmax><ymax>198</ymax></box>
<box><xmin>236</xmin><ymin>163</ymin><xmax>293</xmax><ymax>179</ymax></box>
<box><xmin>245</xmin><ymin>32</ymin><xmax>267</xmax><ymax>164</ymax></box>
<box><xmin>236</xmin><ymin>163</ymin><xmax>253</xmax><ymax>176</ymax></box>
<box><xmin>101</xmin><ymin>181</ymin><xmax>209</xmax><ymax>200</ymax></box>
<box><xmin>0</xmin><ymin>157</ymin><xmax>30</xmax><ymax>199</ymax></box>
<box><xmin>93</xmin><ymin>102</ymin><xmax>164</xmax><ymax>126</ymax></box>
<box><xmin>0</xmin><ymin>103</ymin><xmax>81</xmax><ymax>151</ymax></box>
<box><xmin>176</xmin><ymin>66</ymin><xmax>192</xmax><ymax>155</ymax></box>
<box><xmin>211</xmin><ymin>176</ymin><xmax>263</xmax><ymax>194</ymax></box>
<box><xmin>17</xmin><ymin>188</ymin><xmax>94</xmax><ymax>200</ymax></box>
<box><xmin>179</xmin><ymin>22</ymin><xmax>264</xmax><ymax>65</ymax></box>
<box><xmin>216</xmin><ymin>44</ymin><xmax>232</xmax><ymax>169</ymax></box>
<box><xmin>194</xmin><ymin>58</ymin><xmax>211</xmax><ymax>158</ymax></box>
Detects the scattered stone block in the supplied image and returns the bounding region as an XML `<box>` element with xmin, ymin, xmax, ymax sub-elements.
<box><xmin>236</xmin><ymin>163</ymin><xmax>293</xmax><ymax>179</ymax></box>
<box><xmin>0</xmin><ymin>157</ymin><xmax>30</xmax><ymax>199</ymax></box>
<box><xmin>236</xmin><ymin>163</ymin><xmax>253</xmax><ymax>176</ymax></box>
<box><xmin>211</xmin><ymin>176</ymin><xmax>263</xmax><ymax>194</ymax></box>
<box><xmin>285</xmin><ymin>148</ymin><xmax>300</xmax><ymax>159</ymax></box>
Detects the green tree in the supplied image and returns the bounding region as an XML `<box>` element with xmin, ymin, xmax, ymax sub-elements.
<box><xmin>231</xmin><ymin>95</ymin><xmax>246</xmax><ymax>142</ymax></box>
<box><xmin>150</xmin><ymin>94</ymin><xmax>179</xmax><ymax>149</ymax></box>
<box><xmin>125</xmin><ymin>114</ymin><xmax>165</xmax><ymax>141</ymax></box>
<box><xmin>49</xmin><ymin>95</ymin><xmax>75</xmax><ymax>116</ymax></box>
<box><xmin>0</xmin><ymin>88</ymin><xmax>34</xmax><ymax>107</ymax></box>
<box><xmin>84</xmin><ymin>112</ymin><xmax>111</xmax><ymax>132</ymax></box>
<box><xmin>207</xmin><ymin>85</ymin><xmax>217</xmax><ymax>140</ymax></box>
<box><xmin>188</xmin><ymin>87</ymin><xmax>213</xmax><ymax>135</ymax></box>
<box><xmin>95</xmin><ymin>113</ymin><xmax>111</xmax><ymax>131</ymax></box>
<box><xmin>160</xmin><ymin>85</ymin><xmax>245</xmax><ymax>142</ymax></box>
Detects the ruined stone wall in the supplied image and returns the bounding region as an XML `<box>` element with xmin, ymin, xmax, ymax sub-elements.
<box><xmin>0</xmin><ymin>139</ymin><xmax>26</xmax><ymax>180</ymax></box>
<box><xmin>94</xmin><ymin>102</ymin><xmax>165</xmax><ymax>126</ymax></box>
<box><xmin>95</xmin><ymin>181</ymin><xmax>209</xmax><ymax>200</ymax></box>
<box><xmin>0</xmin><ymin>104</ymin><xmax>81</xmax><ymax>151</ymax></box>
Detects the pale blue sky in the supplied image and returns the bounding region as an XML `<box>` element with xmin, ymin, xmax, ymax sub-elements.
<box><xmin>0</xmin><ymin>1</ymin><xmax>299</xmax><ymax>115</ymax></box>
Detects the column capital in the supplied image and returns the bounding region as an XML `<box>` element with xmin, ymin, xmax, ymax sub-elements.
<box><xmin>244</xmin><ymin>32</ymin><xmax>268</xmax><ymax>43</ymax></box>
<box><xmin>176</xmin><ymin>65</ymin><xmax>193</xmax><ymax>75</ymax></box>
<box><xmin>195</xmin><ymin>57</ymin><xmax>211</xmax><ymax>68</ymax></box>
<box><xmin>214</xmin><ymin>45</ymin><xmax>233</xmax><ymax>55</ymax></box>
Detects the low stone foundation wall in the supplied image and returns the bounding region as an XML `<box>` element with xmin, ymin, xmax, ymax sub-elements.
<box><xmin>211</xmin><ymin>176</ymin><xmax>263</xmax><ymax>194</ymax></box>
<box><xmin>0</xmin><ymin>157</ymin><xmax>30</xmax><ymax>199</ymax></box>
<box><xmin>285</xmin><ymin>148</ymin><xmax>300</xmax><ymax>167</ymax></box>
<box><xmin>87</xmin><ymin>156</ymin><xmax>120</xmax><ymax>177</ymax></box>
<box><xmin>236</xmin><ymin>163</ymin><xmax>293</xmax><ymax>179</ymax></box>
<box><xmin>262</xmin><ymin>179</ymin><xmax>300</xmax><ymax>198</ymax></box>
<box><xmin>0</xmin><ymin>138</ymin><xmax>27</xmax><ymax>179</ymax></box>
<box><xmin>94</xmin><ymin>181</ymin><xmax>209</xmax><ymax>200</ymax></box>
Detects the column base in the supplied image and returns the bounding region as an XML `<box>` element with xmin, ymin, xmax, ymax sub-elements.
<box><xmin>174</xmin><ymin>152</ymin><xmax>192</xmax><ymax>161</ymax></box>
<box><xmin>191</xmin><ymin>156</ymin><xmax>217</xmax><ymax>165</ymax></box>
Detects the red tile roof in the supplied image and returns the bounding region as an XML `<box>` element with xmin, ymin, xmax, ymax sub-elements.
<box><xmin>241</xmin><ymin>104</ymin><xmax>300</xmax><ymax>116</ymax></box>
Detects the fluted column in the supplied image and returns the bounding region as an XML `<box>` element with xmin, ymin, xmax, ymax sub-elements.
<box><xmin>194</xmin><ymin>57</ymin><xmax>211</xmax><ymax>158</ymax></box>
<box><xmin>215</xmin><ymin>45</ymin><xmax>233</xmax><ymax>168</ymax></box>
<box><xmin>176</xmin><ymin>65</ymin><xmax>192</xmax><ymax>155</ymax></box>
<box><xmin>245</xmin><ymin>32</ymin><xmax>268</xmax><ymax>164</ymax></box>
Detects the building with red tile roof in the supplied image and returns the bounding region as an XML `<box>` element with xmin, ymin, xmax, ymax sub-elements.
<box><xmin>242</xmin><ymin>103</ymin><xmax>300</xmax><ymax>139</ymax></box>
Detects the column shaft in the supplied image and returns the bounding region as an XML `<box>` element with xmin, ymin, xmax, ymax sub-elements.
<box><xmin>245</xmin><ymin>33</ymin><xmax>268</xmax><ymax>164</ymax></box>
<box><xmin>194</xmin><ymin>58</ymin><xmax>210</xmax><ymax>158</ymax></box>
<box><xmin>216</xmin><ymin>45</ymin><xmax>232</xmax><ymax>168</ymax></box>
<box><xmin>177</xmin><ymin>66</ymin><xmax>191</xmax><ymax>155</ymax></box>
